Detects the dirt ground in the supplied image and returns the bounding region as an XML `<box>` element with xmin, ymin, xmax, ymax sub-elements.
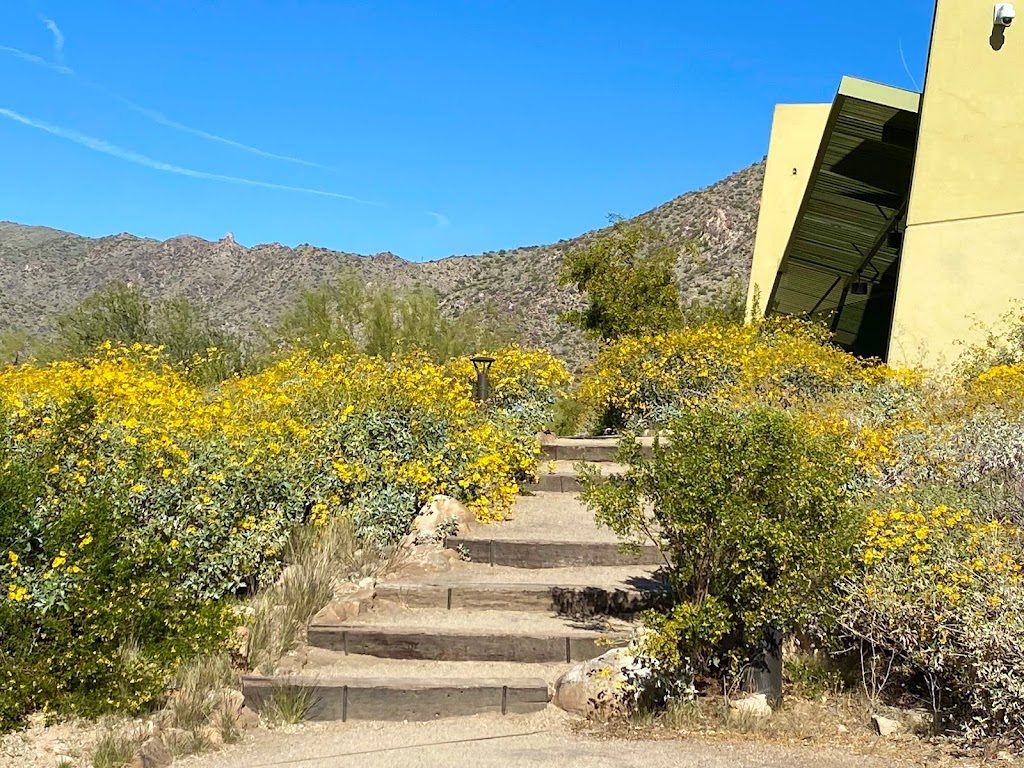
<box><xmin>167</xmin><ymin>707</ymin><xmax>1005</xmax><ymax>768</ymax></box>
<box><xmin>4</xmin><ymin>703</ymin><xmax>1022</xmax><ymax>768</ymax></box>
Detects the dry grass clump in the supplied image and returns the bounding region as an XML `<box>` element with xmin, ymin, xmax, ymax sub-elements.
<box><xmin>244</xmin><ymin>515</ymin><xmax>404</xmax><ymax>675</ymax></box>
<box><xmin>89</xmin><ymin>720</ymin><xmax>148</xmax><ymax>768</ymax></box>
<box><xmin>259</xmin><ymin>680</ymin><xmax>319</xmax><ymax>726</ymax></box>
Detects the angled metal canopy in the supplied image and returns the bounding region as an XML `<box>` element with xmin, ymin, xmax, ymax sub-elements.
<box><xmin>766</xmin><ymin>76</ymin><xmax>921</xmax><ymax>358</ymax></box>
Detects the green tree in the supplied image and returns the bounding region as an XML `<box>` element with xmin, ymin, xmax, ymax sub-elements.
<box><xmin>54</xmin><ymin>282</ymin><xmax>152</xmax><ymax>355</ymax></box>
<box><xmin>49</xmin><ymin>282</ymin><xmax>247</xmax><ymax>382</ymax></box>
<box><xmin>0</xmin><ymin>330</ymin><xmax>30</xmax><ymax>365</ymax></box>
<box><xmin>559</xmin><ymin>217</ymin><xmax>746</xmax><ymax>342</ymax></box>
<box><xmin>275</xmin><ymin>270</ymin><xmax>519</xmax><ymax>363</ymax></box>
<box><xmin>275</xmin><ymin>271</ymin><xmax>366</xmax><ymax>351</ymax></box>
<box><xmin>558</xmin><ymin>218</ymin><xmax>687</xmax><ymax>341</ymax></box>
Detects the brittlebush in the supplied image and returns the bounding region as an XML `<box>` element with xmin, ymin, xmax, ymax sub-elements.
<box><xmin>0</xmin><ymin>342</ymin><xmax>568</xmax><ymax>728</ymax></box>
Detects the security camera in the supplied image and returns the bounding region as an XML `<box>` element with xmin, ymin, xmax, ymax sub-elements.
<box><xmin>995</xmin><ymin>3</ymin><xmax>1016</xmax><ymax>26</ymax></box>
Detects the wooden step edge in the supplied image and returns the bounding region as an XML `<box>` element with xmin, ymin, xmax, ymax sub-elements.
<box><xmin>242</xmin><ymin>674</ymin><xmax>551</xmax><ymax>721</ymax></box>
<box><xmin>373</xmin><ymin>581</ymin><xmax>668</xmax><ymax>616</ymax></box>
<box><xmin>443</xmin><ymin>538</ymin><xmax>664</xmax><ymax>568</ymax></box>
<box><xmin>539</xmin><ymin>444</ymin><xmax>658</xmax><ymax>462</ymax></box>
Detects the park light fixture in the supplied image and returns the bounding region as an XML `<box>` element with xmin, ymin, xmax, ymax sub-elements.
<box><xmin>470</xmin><ymin>355</ymin><xmax>496</xmax><ymax>402</ymax></box>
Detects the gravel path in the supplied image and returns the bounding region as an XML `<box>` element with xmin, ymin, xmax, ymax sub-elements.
<box><xmin>382</xmin><ymin>560</ymin><xmax>663</xmax><ymax>587</ymax></box>
<box><xmin>482</xmin><ymin>491</ymin><xmax>621</xmax><ymax>542</ymax></box>
<box><xmin>175</xmin><ymin>709</ymin><xmax>912</xmax><ymax>768</ymax></box>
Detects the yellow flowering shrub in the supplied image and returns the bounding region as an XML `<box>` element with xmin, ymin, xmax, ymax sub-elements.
<box><xmin>841</xmin><ymin>493</ymin><xmax>1024</xmax><ymax>742</ymax></box>
<box><xmin>446</xmin><ymin>344</ymin><xmax>572</xmax><ymax>429</ymax></box>
<box><xmin>0</xmin><ymin>341</ymin><xmax>563</xmax><ymax>728</ymax></box>
<box><xmin>573</xmin><ymin>316</ymin><xmax>1024</xmax><ymax>738</ymax></box>
<box><xmin>968</xmin><ymin>364</ymin><xmax>1024</xmax><ymax>416</ymax></box>
<box><xmin>578</xmin><ymin>317</ymin><xmax>898</xmax><ymax>431</ymax></box>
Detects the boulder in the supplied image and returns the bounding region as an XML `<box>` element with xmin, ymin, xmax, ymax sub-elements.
<box><xmin>410</xmin><ymin>495</ymin><xmax>475</xmax><ymax>542</ymax></box>
<box><xmin>130</xmin><ymin>735</ymin><xmax>172</xmax><ymax>768</ymax></box>
<box><xmin>729</xmin><ymin>693</ymin><xmax>772</xmax><ymax>718</ymax></box>
<box><xmin>552</xmin><ymin>648</ymin><xmax>638</xmax><ymax>718</ymax></box>
<box><xmin>200</xmin><ymin>726</ymin><xmax>224</xmax><ymax>748</ymax></box>
<box><xmin>207</xmin><ymin>687</ymin><xmax>245</xmax><ymax>715</ymax></box>
<box><xmin>871</xmin><ymin>714</ymin><xmax>902</xmax><ymax>737</ymax></box>
<box><xmin>235</xmin><ymin>706</ymin><xmax>261</xmax><ymax>730</ymax></box>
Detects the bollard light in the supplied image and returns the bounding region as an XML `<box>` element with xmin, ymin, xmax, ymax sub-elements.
<box><xmin>470</xmin><ymin>355</ymin><xmax>496</xmax><ymax>402</ymax></box>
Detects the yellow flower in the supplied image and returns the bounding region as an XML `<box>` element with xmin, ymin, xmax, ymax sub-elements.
<box><xmin>79</xmin><ymin>533</ymin><xmax>93</xmax><ymax>549</ymax></box>
<box><xmin>7</xmin><ymin>551</ymin><xmax>18</xmax><ymax>568</ymax></box>
<box><xmin>51</xmin><ymin>551</ymin><xmax>68</xmax><ymax>568</ymax></box>
<box><xmin>7</xmin><ymin>584</ymin><xmax>28</xmax><ymax>602</ymax></box>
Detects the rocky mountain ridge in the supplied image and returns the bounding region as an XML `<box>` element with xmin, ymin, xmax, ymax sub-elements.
<box><xmin>0</xmin><ymin>160</ymin><xmax>765</xmax><ymax>361</ymax></box>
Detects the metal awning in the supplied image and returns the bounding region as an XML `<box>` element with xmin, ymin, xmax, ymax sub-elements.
<box><xmin>766</xmin><ymin>77</ymin><xmax>920</xmax><ymax>353</ymax></box>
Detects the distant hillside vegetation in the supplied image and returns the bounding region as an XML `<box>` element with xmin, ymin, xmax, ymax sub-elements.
<box><xmin>0</xmin><ymin>160</ymin><xmax>764</xmax><ymax>363</ymax></box>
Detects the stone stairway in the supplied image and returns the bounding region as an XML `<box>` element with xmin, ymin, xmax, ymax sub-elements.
<box><xmin>242</xmin><ymin>436</ymin><xmax>665</xmax><ymax>722</ymax></box>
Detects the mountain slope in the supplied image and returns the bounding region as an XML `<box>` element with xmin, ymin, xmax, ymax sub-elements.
<box><xmin>0</xmin><ymin>160</ymin><xmax>764</xmax><ymax>362</ymax></box>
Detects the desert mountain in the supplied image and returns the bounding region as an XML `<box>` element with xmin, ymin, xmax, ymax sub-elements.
<box><xmin>0</xmin><ymin>160</ymin><xmax>764</xmax><ymax>362</ymax></box>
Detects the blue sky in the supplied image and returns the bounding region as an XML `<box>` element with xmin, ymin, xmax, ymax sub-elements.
<box><xmin>0</xmin><ymin>1</ymin><xmax>935</xmax><ymax>262</ymax></box>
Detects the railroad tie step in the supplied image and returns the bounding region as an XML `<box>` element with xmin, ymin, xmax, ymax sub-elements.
<box><xmin>374</xmin><ymin>582</ymin><xmax>667</xmax><ymax>617</ymax></box>
<box><xmin>242</xmin><ymin>675</ymin><xmax>551</xmax><ymax>721</ymax></box>
<box><xmin>444</xmin><ymin>537</ymin><xmax>663</xmax><ymax>569</ymax></box>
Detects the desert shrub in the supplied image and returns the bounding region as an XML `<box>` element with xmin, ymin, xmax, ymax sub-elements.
<box><xmin>274</xmin><ymin>271</ymin><xmax>519</xmax><ymax>363</ymax></box>
<box><xmin>576</xmin><ymin>316</ymin><xmax>893</xmax><ymax>433</ymax></box>
<box><xmin>579</xmin><ymin>407</ymin><xmax>859</xmax><ymax>704</ymax></box>
<box><xmin>956</xmin><ymin>302</ymin><xmax>1024</xmax><ymax>379</ymax></box>
<box><xmin>839</xmin><ymin>490</ymin><xmax>1024</xmax><ymax>743</ymax></box>
<box><xmin>48</xmin><ymin>282</ymin><xmax>247</xmax><ymax>384</ymax></box>
<box><xmin>0</xmin><ymin>341</ymin><xmax>563</xmax><ymax>729</ymax></box>
<box><xmin>575</xmin><ymin>312</ymin><xmax>1024</xmax><ymax>744</ymax></box>
<box><xmin>0</xmin><ymin>393</ymin><xmax>233</xmax><ymax>730</ymax></box>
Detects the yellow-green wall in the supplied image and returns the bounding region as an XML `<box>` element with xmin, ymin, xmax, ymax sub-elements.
<box><xmin>889</xmin><ymin>0</ymin><xmax>1024</xmax><ymax>367</ymax></box>
<box><xmin>746</xmin><ymin>104</ymin><xmax>831</xmax><ymax>318</ymax></box>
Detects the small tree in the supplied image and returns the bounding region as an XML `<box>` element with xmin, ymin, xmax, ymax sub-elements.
<box><xmin>274</xmin><ymin>271</ymin><xmax>519</xmax><ymax>363</ymax></box>
<box><xmin>49</xmin><ymin>282</ymin><xmax>246</xmax><ymax>382</ymax></box>
<box><xmin>558</xmin><ymin>218</ymin><xmax>688</xmax><ymax>342</ymax></box>
<box><xmin>579</xmin><ymin>407</ymin><xmax>859</xmax><ymax>697</ymax></box>
<box><xmin>54</xmin><ymin>282</ymin><xmax>152</xmax><ymax>354</ymax></box>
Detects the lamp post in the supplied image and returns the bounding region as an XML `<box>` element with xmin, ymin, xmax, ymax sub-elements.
<box><xmin>470</xmin><ymin>355</ymin><xmax>495</xmax><ymax>402</ymax></box>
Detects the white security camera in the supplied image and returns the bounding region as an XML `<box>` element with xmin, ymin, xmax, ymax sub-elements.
<box><xmin>995</xmin><ymin>3</ymin><xmax>1016</xmax><ymax>26</ymax></box>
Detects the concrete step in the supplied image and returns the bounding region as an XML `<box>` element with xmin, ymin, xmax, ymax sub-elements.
<box><xmin>444</xmin><ymin>536</ymin><xmax>664</xmax><ymax>569</ymax></box>
<box><xmin>525</xmin><ymin>460</ymin><xmax>625</xmax><ymax>493</ymax></box>
<box><xmin>242</xmin><ymin>673</ymin><xmax>550</xmax><ymax>721</ymax></box>
<box><xmin>307</xmin><ymin>608</ymin><xmax>634</xmax><ymax>663</ymax></box>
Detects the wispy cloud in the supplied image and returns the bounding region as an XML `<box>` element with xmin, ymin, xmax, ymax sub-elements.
<box><xmin>0</xmin><ymin>43</ymin><xmax>327</xmax><ymax>168</ymax></box>
<box><xmin>40</xmin><ymin>17</ymin><xmax>64</xmax><ymax>62</ymax></box>
<box><xmin>898</xmin><ymin>39</ymin><xmax>920</xmax><ymax>92</ymax></box>
<box><xmin>117</xmin><ymin>102</ymin><xmax>325</xmax><ymax>168</ymax></box>
<box><xmin>0</xmin><ymin>106</ymin><xmax>371</xmax><ymax>202</ymax></box>
<box><xmin>426</xmin><ymin>211</ymin><xmax>450</xmax><ymax>229</ymax></box>
<box><xmin>0</xmin><ymin>44</ymin><xmax>71</xmax><ymax>73</ymax></box>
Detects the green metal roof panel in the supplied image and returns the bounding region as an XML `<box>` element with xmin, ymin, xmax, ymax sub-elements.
<box><xmin>838</xmin><ymin>76</ymin><xmax>921</xmax><ymax>113</ymax></box>
<box><xmin>766</xmin><ymin>76</ymin><xmax>921</xmax><ymax>351</ymax></box>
